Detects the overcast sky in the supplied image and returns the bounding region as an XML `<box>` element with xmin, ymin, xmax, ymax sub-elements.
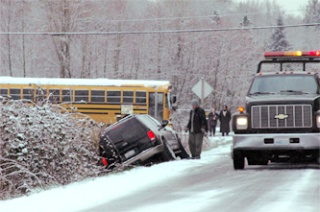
<box><xmin>234</xmin><ymin>0</ymin><xmax>308</xmax><ymax>16</ymax></box>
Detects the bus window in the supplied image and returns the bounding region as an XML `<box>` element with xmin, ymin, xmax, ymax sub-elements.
<box><xmin>49</xmin><ymin>89</ymin><xmax>61</xmax><ymax>102</ymax></box>
<box><xmin>36</xmin><ymin>88</ymin><xmax>47</xmax><ymax>102</ymax></box>
<box><xmin>136</xmin><ymin>91</ymin><xmax>146</xmax><ymax>104</ymax></box>
<box><xmin>149</xmin><ymin>92</ymin><xmax>164</xmax><ymax>121</ymax></box>
<box><xmin>9</xmin><ymin>89</ymin><xmax>21</xmax><ymax>100</ymax></box>
<box><xmin>107</xmin><ymin>91</ymin><xmax>121</xmax><ymax>103</ymax></box>
<box><xmin>62</xmin><ymin>89</ymin><xmax>72</xmax><ymax>102</ymax></box>
<box><xmin>0</xmin><ymin>89</ymin><xmax>8</xmax><ymax>96</ymax></box>
<box><xmin>75</xmin><ymin>90</ymin><xmax>89</xmax><ymax>102</ymax></box>
<box><xmin>91</xmin><ymin>90</ymin><xmax>105</xmax><ymax>103</ymax></box>
<box><xmin>123</xmin><ymin>91</ymin><xmax>134</xmax><ymax>103</ymax></box>
<box><xmin>23</xmin><ymin>89</ymin><xmax>34</xmax><ymax>100</ymax></box>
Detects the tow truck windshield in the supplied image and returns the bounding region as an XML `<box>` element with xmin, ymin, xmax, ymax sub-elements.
<box><xmin>249</xmin><ymin>75</ymin><xmax>319</xmax><ymax>95</ymax></box>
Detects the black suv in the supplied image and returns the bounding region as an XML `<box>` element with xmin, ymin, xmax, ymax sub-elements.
<box><xmin>99</xmin><ymin>114</ymin><xmax>189</xmax><ymax>168</ymax></box>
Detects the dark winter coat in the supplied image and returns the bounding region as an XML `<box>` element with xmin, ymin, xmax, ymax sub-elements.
<box><xmin>208</xmin><ymin>112</ymin><xmax>219</xmax><ymax>126</ymax></box>
<box><xmin>219</xmin><ymin>110</ymin><xmax>231</xmax><ymax>133</ymax></box>
<box><xmin>187</xmin><ymin>107</ymin><xmax>208</xmax><ymax>133</ymax></box>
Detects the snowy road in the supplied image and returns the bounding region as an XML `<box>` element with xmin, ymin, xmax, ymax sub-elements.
<box><xmin>85</xmin><ymin>140</ymin><xmax>320</xmax><ymax>212</ymax></box>
<box><xmin>1</xmin><ymin>137</ymin><xmax>319</xmax><ymax>212</ymax></box>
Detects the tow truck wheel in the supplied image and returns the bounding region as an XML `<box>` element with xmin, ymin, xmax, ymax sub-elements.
<box><xmin>233</xmin><ymin>150</ymin><xmax>245</xmax><ymax>170</ymax></box>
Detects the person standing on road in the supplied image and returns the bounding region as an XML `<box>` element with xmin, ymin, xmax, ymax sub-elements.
<box><xmin>208</xmin><ymin>107</ymin><xmax>219</xmax><ymax>136</ymax></box>
<box><xmin>219</xmin><ymin>105</ymin><xmax>231</xmax><ymax>136</ymax></box>
<box><xmin>185</xmin><ymin>99</ymin><xmax>208</xmax><ymax>159</ymax></box>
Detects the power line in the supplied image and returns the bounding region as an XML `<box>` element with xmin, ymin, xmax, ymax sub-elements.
<box><xmin>1</xmin><ymin>23</ymin><xmax>319</xmax><ymax>35</ymax></box>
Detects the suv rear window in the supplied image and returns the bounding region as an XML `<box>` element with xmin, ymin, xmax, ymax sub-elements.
<box><xmin>139</xmin><ymin>115</ymin><xmax>161</xmax><ymax>128</ymax></box>
<box><xmin>106</xmin><ymin>118</ymin><xmax>147</xmax><ymax>143</ymax></box>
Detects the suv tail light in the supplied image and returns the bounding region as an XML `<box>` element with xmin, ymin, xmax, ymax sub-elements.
<box><xmin>101</xmin><ymin>157</ymin><xmax>108</xmax><ymax>166</ymax></box>
<box><xmin>147</xmin><ymin>130</ymin><xmax>156</xmax><ymax>142</ymax></box>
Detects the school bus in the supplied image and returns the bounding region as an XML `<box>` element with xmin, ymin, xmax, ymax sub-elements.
<box><xmin>0</xmin><ymin>77</ymin><xmax>175</xmax><ymax>124</ymax></box>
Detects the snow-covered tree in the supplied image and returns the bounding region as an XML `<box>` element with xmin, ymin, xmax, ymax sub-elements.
<box><xmin>268</xmin><ymin>16</ymin><xmax>291</xmax><ymax>51</ymax></box>
<box><xmin>0</xmin><ymin>99</ymin><xmax>102</xmax><ymax>199</ymax></box>
<box><xmin>240</xmin><ymin>14</ymin><xmax>252</xmax><ymax>27</ymax></box>
<box><xmin>304</xmin><ymin>0</ymin><xmax>320</xmax><ymax>30</ymax></box>
<box><xmin>299</xmin><ymin>0</ymin><xmax>320</xmax><ymax>49</ymax></box>
<box><xmin>1</xmin><ymin>0</ymin><xmax>317</xmax><ymax>116</ymax></box>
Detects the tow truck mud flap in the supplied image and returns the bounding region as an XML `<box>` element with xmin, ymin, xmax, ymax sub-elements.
<box><xmin>123</xmin><ymin>144</ymin><xmax>164</xmax><ymax>166</ymax></box>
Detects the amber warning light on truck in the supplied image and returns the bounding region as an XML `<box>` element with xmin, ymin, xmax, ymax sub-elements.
<box><xmin>264</xmin><ymin>50</ymin><xmax>320</xmax><ymax>58</ymax></box>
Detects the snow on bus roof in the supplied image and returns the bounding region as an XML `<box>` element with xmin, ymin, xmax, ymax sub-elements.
<box><xmin>0</xmin><ymin>77</ymin><xmax>170</xmax><ymax>87</ymax></box>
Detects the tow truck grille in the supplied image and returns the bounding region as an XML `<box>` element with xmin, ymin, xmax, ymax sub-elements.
<box><xmin>251</xmin><ymin>104</ymin><xmax>312</xmax><ymax>129</ymax></box>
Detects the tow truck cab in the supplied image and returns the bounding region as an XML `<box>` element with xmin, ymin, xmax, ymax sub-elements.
<box><xmin>232</xmin><ymin>51</ymin><xmax>320</xmax><ymax>169</ymax></box>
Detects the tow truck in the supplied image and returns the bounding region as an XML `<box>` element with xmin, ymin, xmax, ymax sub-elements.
<box><xmin>232</xmin><ymin>51</ymin><xmax>320</xmax><ymax>169</ymax></box>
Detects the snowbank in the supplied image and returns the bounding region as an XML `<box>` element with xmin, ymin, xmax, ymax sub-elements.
<box><xmin>0</xmin><ymin>100</ymin><xmax>101</xmax><ymax>200</ymax></box>
<box><xmin>0</xmin><ymin>137</ymin><xmax>232</xmax><ymax>212</ymax></box>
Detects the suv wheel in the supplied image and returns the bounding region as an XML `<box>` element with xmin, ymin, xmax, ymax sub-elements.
<box><xmin>233</xmin><ymin>150</ymin><xmax>245</xmax><ymax>170</ymax></box>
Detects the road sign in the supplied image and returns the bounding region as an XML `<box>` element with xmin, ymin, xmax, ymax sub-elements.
<box><xmin>192</xmin><ymin>79</ymin><xmax>213</xmax><ymax>102</ymax></box>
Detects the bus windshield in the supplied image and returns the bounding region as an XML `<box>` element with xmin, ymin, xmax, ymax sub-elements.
<box><xmin>249</xmin><ymin>75</ymin><xmax>319</xmax><ymax>95</ymax></box>
<box><xmin>148</xmin><ymin>92</ymin><xmax>164</xmax><ymax>121</ymax></box>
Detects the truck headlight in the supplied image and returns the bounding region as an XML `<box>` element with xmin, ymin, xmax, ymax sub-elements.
<box><xmin>317</xmin><ymin>115</ymin><xmax>320</xmax><ymax>128</ymax></box>
<box><xmin>236</xmin><ymin>117</ymin><xmax>248</xmax><ymax>130</ymax></box>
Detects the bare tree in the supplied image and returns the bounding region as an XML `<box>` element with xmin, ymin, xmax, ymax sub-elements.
<box><xmin>0</xmin><ymin>0</ymin><xmax>13</xmax><ymax>76</ymax></box>
<box><xmin>0</xmin><ymin>0</ymin><xmax>317</xmax><ymax>109</ymax></box>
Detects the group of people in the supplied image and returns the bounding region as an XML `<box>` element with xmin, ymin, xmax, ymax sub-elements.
<box><xmin>185</xmin><ymin>99</ymin><xmax>231</xmax><ymax>159</ymax></box>
<box><xmin>207</xmin><ymin>105</ymin><xmax>231</xmax><ymax>137</ymax></box>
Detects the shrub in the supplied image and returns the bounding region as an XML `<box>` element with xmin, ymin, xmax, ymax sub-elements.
<box><xmin>0</xmin><ymin>100</ymin><xmax>101</xmax><ymax>199</ymax></box>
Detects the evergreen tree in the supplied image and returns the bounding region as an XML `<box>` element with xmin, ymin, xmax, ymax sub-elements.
<box><xmin>304</xmin><ymin>0</ymin><xmax>320</xmax><ymax>30</ymax></box>
<box><xmin>212</xmin><ymin>10</ymin><xmax>221</xmax><ymax>25</ymax></box>
<box><xmin>240</xmin><ymin>14</ymin><xmax>252</xmax><ymax>27</ymax></box>
<box><xmin>268</xmin><ymin>16</ymin><xmax>291</xmax><ymax>51</ymax></box>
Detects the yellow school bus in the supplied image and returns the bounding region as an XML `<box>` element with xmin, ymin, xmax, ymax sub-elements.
<box><xmin>0</xmin><ymin>77</ymin><xmax>175</xmax><ymax>124</ymax></box>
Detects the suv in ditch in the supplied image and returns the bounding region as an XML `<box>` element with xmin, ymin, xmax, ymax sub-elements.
<box><xmin>232</xmin><ymin>51</ymin><xmax>320</xmax><ymax>169</ymax></box>
<box><xmin>99</xmin><ymin>114</ymin><xmax>189</xmax><ymax>168</ymax></box>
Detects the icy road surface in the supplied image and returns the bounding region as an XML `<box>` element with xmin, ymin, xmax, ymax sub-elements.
<box><xmin>1</xmin><ymin>136</ymin><xmax>319</xmax><ymax>212</ymax></box>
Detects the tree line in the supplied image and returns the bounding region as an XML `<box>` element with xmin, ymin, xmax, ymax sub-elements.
<box><xmin>1</xmin><ymin>0</ymin><xmax>319</xmax><ymax>111</ymax></box>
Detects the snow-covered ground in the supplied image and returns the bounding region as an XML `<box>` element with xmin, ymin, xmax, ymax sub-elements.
<box><xmin>0</xmin><ymin>136</ymin><xmax>232</xmax><ymax>212</ymax></box>
<box><xmin>2</xmin><ymin>134</ymin><xmax>320</xmax><ymax>212</ymax></box>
